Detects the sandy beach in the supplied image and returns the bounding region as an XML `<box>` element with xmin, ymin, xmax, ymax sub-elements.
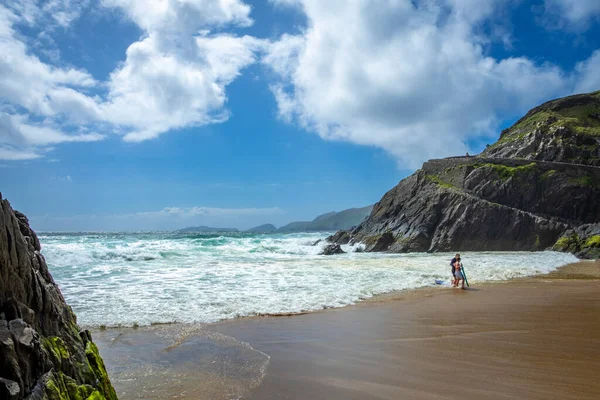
<box><xmin>95</xmin><ymin>261</ymin><xmax>600</xmax><ymax>400</ymax></box>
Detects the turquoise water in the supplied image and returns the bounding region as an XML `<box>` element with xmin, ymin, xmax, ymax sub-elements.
<box><xmin>39</xmin><ymin>231</ymin><xmax>578</xmax><ymax>328</ymax></box>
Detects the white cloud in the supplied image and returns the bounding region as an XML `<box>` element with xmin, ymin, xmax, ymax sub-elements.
<box><xmin>101</xmin><ymin>0</ymin><xmax>253</xmax><ymax>32</ymax></box>
<box><xmin>0</xmin><ymin>112</ymin><xmax>103</xmax><ymax>159</ymax></box>
<box><xmin>263</xmin><ymin>0</ymin><xmax>597</xmax><ymax>168</ymax></box>
<box><xmin>102</xmin><ymin>33</ymin><xmax>263</xmax><ymax>142</ymax></box>
<box><xmin>0</xmin><ymin>0</ymin><xmax>263</xmax><ymax>159</ymax></box>
<box><xmin>543</xmin><ymin>0</ymin><xmax>600</xmax><ymax>28</ymax></box>
<box><xmin>0</xmin><ymin>6</ymin><xmax>96</xmax><ymax>116</ymax></box>
<box><xmin>0</xmin><ymin>146</ymin><xmax>42</xmax><ymax>161</ymax></box>
<box><xmin>574</xmin><ymin>50</ymin><xmax>600</xmax><ymax>94</ymax></box>
<box><xmin>0</xmin><ymin>3</ymin><xmax>103</xmax><ymax>159</ymax></box>
<box><xmin>135</xmin><ymin>206</ymin><xmax>284</xmax><ymax>218</ymax></box>
<box><xmin>99</xmin><ymin>0</ymin><xmax>263</xmax><ymax>141</ymax></box>
<box><xmin>43</xmin><ymin>0</ymin><xmax>91</xmax><ymax>27</ymax></box>
<box><xmin>1</xmin><ymin>0</ymin><xmax>599</xmax><ymax>165</ymax></box>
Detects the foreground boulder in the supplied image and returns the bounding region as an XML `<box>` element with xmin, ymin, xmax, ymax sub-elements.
<box><xmin>320</xmin><ymin>244</ymin><xmax>346</xmax><ymax>255</ymax></box>
<box><xmin>0</xmin><ymin>193</ymin><xmax>118</xmax><ymax>400</ymax></box>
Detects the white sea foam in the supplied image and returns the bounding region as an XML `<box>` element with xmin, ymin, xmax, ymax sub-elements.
<box><xmin>39</xmin><ymin>232</ymin><xmax>578</xmax><ymax>328</ymax></box>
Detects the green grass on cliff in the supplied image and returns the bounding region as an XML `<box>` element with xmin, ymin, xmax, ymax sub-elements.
<box><xmin>568</xmin><ymin>175</ymin><xmax>600</xmax><ymax>188</ymax></box>
<box><xmin>425</xmin><ymin>174</ymin><xmax>456</xmax><ymax>189</ymax></box>
<box><xmin>488</xmin><ymin>91</ymin><xmax>600</xmax><ymax>149</ymax></box>
<box><xmin>473</xmin><ymin>162</ymin><xmax>538</xmax><ymax>180</ymax></box>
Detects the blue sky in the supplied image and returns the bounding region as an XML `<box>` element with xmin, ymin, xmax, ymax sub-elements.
<box><xmin>1</xmin><ymin>0</ymin><xmax>599</xmax><ymax>231</ymax></box>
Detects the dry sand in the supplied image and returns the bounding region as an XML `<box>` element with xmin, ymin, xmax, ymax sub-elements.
<box><xmin>96</xmin><ymin>261</ymin><xmax>600</xmax><ymax>400</ymax></box>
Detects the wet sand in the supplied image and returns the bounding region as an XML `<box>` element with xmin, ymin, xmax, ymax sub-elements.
<box><xmin>96</xmin><ymin>261</ymin><xmax>600</xmax><ymax>399</ymax></box>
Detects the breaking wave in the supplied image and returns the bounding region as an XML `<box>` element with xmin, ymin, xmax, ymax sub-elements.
<box><xmin>39</xmin><ymin>232</ymin><xmax>578</xmax><ymax>328</ymax></box>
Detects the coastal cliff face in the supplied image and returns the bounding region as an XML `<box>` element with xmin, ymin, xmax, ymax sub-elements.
<box><xmin>482</xmin><ymin>91</ymin><xmax>600</xmax><ymax>165</ymax></box>
<box><xmin>0</xmin><ymin>194</ymin><xmax>117</xmax><ymax>400</ymax></box>
<box><xmin>329</xmin><ymin>91</ymin><xmax>600</xmax><ymax>257</ymax></box>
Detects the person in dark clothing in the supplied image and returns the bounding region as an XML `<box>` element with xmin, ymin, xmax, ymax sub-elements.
<box><xmin>450</xmin><ymin>253</ymin><xmax>461</xmax><ymax>287</ymax></box>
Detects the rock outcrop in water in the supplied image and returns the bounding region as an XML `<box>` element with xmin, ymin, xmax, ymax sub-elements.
<box><xmin>328</xmin><ymin>90</ymin><xmax>600</xmax><ymax>257</ymax></box>
<box><xmin>319</xmin><ymin>244</ymin><xmax>345</xmax><ymax>255</ymax></box>
<box><xmin>552</xmin><ymin>223</ymin><xmax>600</xmax><ymax>260</ymax></box>
<box><xmin>0</xmin><ymin>193</ymin><xmax>118</xmax><ymax>400</ymax></box>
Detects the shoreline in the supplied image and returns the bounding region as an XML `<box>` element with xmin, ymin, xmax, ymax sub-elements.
<box><xmin>94</xmin><ymin>260</ymin><xmax>600</xmax><ymax>399</ymax></box>
<box><xmin>88</xmin><ymin>258</ymin><xmax>593</xmax><ymax>331</ymax></box>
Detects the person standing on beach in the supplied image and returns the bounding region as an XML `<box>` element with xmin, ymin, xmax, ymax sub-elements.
<box><xmin>454</xmin><ymin>258</ymin><xmax>466</xmax><ymax>289</ymax></box>
<box><xmin>450</xmin><ymin>253</ymin><xmax>460</xmax><ymax>287</ymax></box>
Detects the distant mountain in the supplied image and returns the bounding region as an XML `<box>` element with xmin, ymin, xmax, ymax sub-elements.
<box><xmin>176</xmin><ymin>226</ymin><xmax>239</xmax><ymax>233</ymax></box>
<box><xmin>278</xmin><ymin>205</ymin><xmax>373</xmax><ymax>233</ymax></box>
<box><xmin>246</xmin><ymin>224</ymin><xmax>278</xmax><ymax>233</ymax></box>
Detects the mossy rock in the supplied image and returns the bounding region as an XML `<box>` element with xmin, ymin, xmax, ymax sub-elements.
<box><xmin>44</xmin><ymin>371</ymin><xmax>97</xmax><ymax>400</ymax></box>
<box><xmin>42</xmin><ymin>336</ymin><xmax>71</xmax><ymax>366</ymax></box>
<box><xmin>85</xmin><ymin>342</ymin><xmax>118</xmax><ymax>400</ymax></box>
<box><xmin>584</xmin><ymin>235</ymin><xmax>600</xmax><ymax>248</ymax></box>
<box><xmin>552</xmin><ymin>233</ymin><xmax>581</xmax><ymax>253</ymax></box>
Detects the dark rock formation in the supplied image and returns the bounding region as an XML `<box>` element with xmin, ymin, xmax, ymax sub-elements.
<box><xmin>482</xmin><ymin>91</ymin><xmax>600</xmax><ymax>166</ymax></box>
<box><xmin>0</xmin><ymin>193</ymin><xmax>118</xmax><ymax>400</ymax></box>
<box><xmin>362</xmin><ymin>232</ymin><xmax>396</xmax><ymax>252</ymax></box>
<box><xmin>329</xmin><ymin>91</ymin><xmax>600</xmax><ymax>255</ymax></box>
<box><xmin>552</xmin><ymin>223</ymin><xmax>600</xmax><ymax>260</ymax></box>
<box><xmin>326</xmin><ymin>230</ymin><xmax>351</xmax><ymax>245</ymax></box>
<box><xmin>320</xmin><ymin>244</ymin><xmax>346</xmax><ymax>255</ymax></box>
<box><xmin>338</xmin><ymin>157</ymin><xmax>599</xmax><ymax>252</ymax></box>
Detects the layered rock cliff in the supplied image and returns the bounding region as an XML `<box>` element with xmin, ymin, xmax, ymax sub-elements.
<box><xmin>329</xmin><ymin>90</ymin><xmax>600</xmax><ymax>257</ymax></box>
<box><xmin>0</xmin><ymin>193</ymin><xmax>117</xmax><ymax>400</ymax></box>
<box><xmin>482</xmin><ymin>90</ymin><xmax>600</xmax><ymax>165</ymax></box>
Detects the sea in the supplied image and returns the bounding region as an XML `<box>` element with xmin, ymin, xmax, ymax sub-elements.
<box><xmin>39</xmin><ymin>231</ymin><xmax>579</xmax><ymax>329</ymax></box>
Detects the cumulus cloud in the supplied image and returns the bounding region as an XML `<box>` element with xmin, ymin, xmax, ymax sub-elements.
<box><xmin>543</xmin><ymin>0</ymin><xmax>600</xmax><ymax>28</ymax></box>
<box><xmin>263</xmin><ymin>0</ymin><xmax>598</xmax><ymax>168</ymax></box>
<box><xmin>102</xmin><ymin>33</ymin><xmax>263</xmax><ymax>142</ymax></box>
<box><xmin>135</xmin><ymin>206</ymin><xmax>284</xmax><ymax>218</ymax></box>
<box><xmin>574</xmin><ymin>50</ymin><xmax>600</xmax><ymax>93</ymax></box>
<box><xmin>0</xmin><ymin>112</ymin><xmax>103</xmax><ymax>160</ymax></box>
<box><xmin>0</xmin><ymin>0</ymin><xmax>263</xmax><ymax>159</ymax></box>
<box><xmin>1</xmin><ymin>0</ymin><xmax>599</xmax><ymax>166</ymax></box>
<box><xmin>97</xmin><ymin>0</ymin><xmax>264</xmax><ymax>142</ymax></box>
<box><xmin>0</xmin><ymin>3</ymin><xmax>104</xmax><ymax>159</ymax></box>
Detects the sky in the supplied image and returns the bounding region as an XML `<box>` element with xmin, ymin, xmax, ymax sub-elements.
<box><xmin>0</xmin><ymin>0</ymin><xmax>599</xmax><ymax>231</ymax></box>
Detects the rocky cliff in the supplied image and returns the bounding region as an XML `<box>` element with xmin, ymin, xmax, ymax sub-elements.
<box><xmin>482</xmin><ymin>91</ymin><xmax>600</xmax><ymax>165</ymax></box>
<box><xmin>329</xmin><ymin>90</ymin><xmax>600</xmax><ymax>257</ymax></box>
<box><xmin>0</xmin><ymin>193</ymin><xmax>118</xmax><ymax>400</ymax></box>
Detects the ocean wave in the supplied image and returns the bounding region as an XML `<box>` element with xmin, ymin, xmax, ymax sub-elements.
<box><xmin>41</xmin><ymin>232</ymin><xmax>579</xmax><ymax>328</ymax></box>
